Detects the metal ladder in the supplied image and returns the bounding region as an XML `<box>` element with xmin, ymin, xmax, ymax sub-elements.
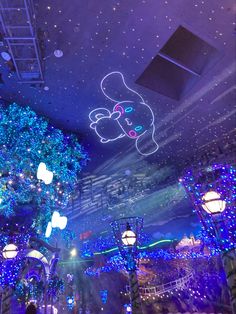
<box><xmin>0</xmin><ymin>0</ymin><xmax>44</xmax><ymax>83</ymax></box>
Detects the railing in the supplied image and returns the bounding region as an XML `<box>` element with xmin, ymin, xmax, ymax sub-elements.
<box><xmin>126</xmin><ymin>272</ymin><xmax>193</xmax><ymax>296</ymax></box>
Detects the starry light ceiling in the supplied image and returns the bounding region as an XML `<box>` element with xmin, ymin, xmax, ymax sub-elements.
<box><xmin>0</xmin><ymin>0</ymin><xmax>235</xmax><ymax>238</ymax></box>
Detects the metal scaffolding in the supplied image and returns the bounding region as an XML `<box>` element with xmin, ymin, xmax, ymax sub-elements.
<box><xmin>0</xmin><ymin>0</ymin><xmax>44</xmax><ymax>83</ymax></box>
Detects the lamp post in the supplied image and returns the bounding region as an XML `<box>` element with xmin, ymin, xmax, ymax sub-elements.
<box><xmin>0</xmin><ymin>231</ymin><xmax>61</xmax><ymax>314</ymax></box>
<box><xmin>181</xmin><ymin>164</ymin><xmax>236</xmax><ymax>313</ymax></box>
<box><xmin>111</xmin><ymin>217</ymin><xmax>143</xmax><ymax>314</ymax></box>
<box><xmin>1</xmin><ymin>240</ymin><xmax>21</xmax><ymax>314</ymax></box>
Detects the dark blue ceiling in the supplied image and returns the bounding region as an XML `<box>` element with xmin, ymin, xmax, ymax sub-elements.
<box><xmin>0</xmin><ymin>0</ymin><xmax>235</xmax><ymax>239</ymax></box>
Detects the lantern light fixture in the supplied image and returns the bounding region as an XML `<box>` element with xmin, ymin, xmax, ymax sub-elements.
<box><xmin>122</xmin><ymin>223</ymin><xmax>137</xmax><ymax>246</ymax></box>
<box><xmin>2</xmin><ymin>243</ymin><xmax>18</xmax><ymax>259</ymax></box>
<box><xmin>202</xmin><ymin>191</ymin><xmax>226</xmax><ymax>215</ymax></box>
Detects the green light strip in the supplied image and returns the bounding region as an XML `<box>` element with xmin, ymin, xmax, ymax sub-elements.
<box><xmin>139</xmin><ymin>239</ymin><xmax>172</xmax><ymax>250</ymax></box>
<box><xmin>94</xmin><ymin>247</ymin><xmax>118</xmax><ymax>255</ymax></box>
<box><xmin>93</xmin><ymin>239</ymin><xmax>173</xmax><ymax>255</ymax></box>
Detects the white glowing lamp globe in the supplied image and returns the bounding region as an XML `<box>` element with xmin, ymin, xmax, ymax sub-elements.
<box><xmin>122</xmin><ymin>230</ymin><xmax>137</xmax><ymax>246</ymax></box>
<box><xmin>2</xmin><ymin>244</ymin><xmax>18</xmax><ymax>259</ymax></box>
<box><xmin>202</xmin><ymin>191</ymin><xmax>226</xmax><ymax>214</ymax></box>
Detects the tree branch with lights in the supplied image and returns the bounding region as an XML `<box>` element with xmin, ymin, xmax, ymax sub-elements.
<box><xmin>0</xmin><ymin>103</ymin><xmax>88</xmax><ymax>221</ymax></box>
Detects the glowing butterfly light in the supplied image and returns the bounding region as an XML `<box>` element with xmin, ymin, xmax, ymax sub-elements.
<box><xmin>45</xmin><ymin>211</ymin><xmax>67</xmax><ymax>238</ymax></box>
<box><xmin>89</xmin><ymin>71</ymin><xmax>159</xmax><ymax>156</ymax></box>
<box><xmin>37</xmin><ymin>162</ymin><xmax>53</xmax><ymax>185</ymax></box>
<box><xmin>45</xmin><ymin>222</ymin><xmax>52</xmax><ymax>238</ymax></box>
<box><xmin>51</xmin><ymin>211</ymin><xmax>67</xmax><ymax>229</ymax></box>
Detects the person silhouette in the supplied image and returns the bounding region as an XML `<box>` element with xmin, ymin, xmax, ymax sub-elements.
<box><xmin>25</xmin><ymin>303</ymin><xmax>37</xmax><ymax>314</ymax></box>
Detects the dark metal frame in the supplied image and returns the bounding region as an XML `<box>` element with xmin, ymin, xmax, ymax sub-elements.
<box><xmin>0</xmin><ymin>0</ymin><xmax>44</xmax><ymax>83</ymax></box>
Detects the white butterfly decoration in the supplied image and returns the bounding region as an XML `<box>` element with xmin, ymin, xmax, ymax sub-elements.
<box><xmin>45</xmin><ymin>222</ymin><xmax>52</xmax><ymax>238</ymax></box>
<box><xmin>45</xmin><ymin>211</ymin><xmax>68</xmax><ymax>238</ymax></box>
<box><xmin>37</xmin><ymin>162</ymin><xmax>53</xmax><ymax>185</ymax></box>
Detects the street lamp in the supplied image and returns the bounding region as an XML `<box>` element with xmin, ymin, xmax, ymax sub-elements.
<box><xmin>111</xmin><ymin>217</ymin><xmax>143</xmax><ymax>314</ymax></box>
<box><xmin>0</xmin><ymin>229</ymin><xmax>61</xmax><ymax>314</ymax></box>
<box><xmin>2</xmin><ymin>244</ymin><xmax>18</xmax><ymax>259</ymax></box>
<box><xmin>181</xmin><ymin>164</ymin><xmax>236</xmax><ymax>314</ymax></box>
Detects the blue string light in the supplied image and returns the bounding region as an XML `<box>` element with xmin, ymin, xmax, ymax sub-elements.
<box><xmin>181</xmin><ymin>164</ymin><xmax>236</xmax><ymax>252</ymax></box>
<box><xmin>0</xmin><ymin>103</ymin><xmax>88</xmax><ymax>219</ymax></box>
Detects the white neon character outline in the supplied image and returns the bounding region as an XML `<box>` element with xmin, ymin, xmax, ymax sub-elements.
<box><xmin>89</xmin><ymin>108</ymin><xmax>125</xmax><ymax>143</ymax></box>
<box><xmin>89</xmin><ymin>71</ymin><xmax>159</xmax><ymax>156</ymax></box>
<box><xmin>100</xmin><ymin>71</ymin><xmax>145</xmax><ymax>103</ymax></box>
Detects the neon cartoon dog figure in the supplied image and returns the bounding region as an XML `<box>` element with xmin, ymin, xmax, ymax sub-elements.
<box><xmin>89</xmin><ymin>71</ymin><xmax>159</xmax><ymax>156</ymax></box>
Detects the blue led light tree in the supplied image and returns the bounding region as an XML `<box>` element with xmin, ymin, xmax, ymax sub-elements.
<box><xmin>0</xmin><ymin>103</ymin><xmax>88</xmax><ymax>312</ymax></box>
<box><xmin>181</xmin><ymin>164</ymin><xmax>236</xmax><ymax>313</ymax></box>
<box><xmin>0</xmin><ymin>224</ymin><xmax>64</xmax><ymax>314</ymax></box>
<box><xmin>111</xmin><ymin>217</ymin><xmax>143</xmax><ymax>314</ymax></box>
<box><xmin>0</xmin><ymin>103</ymin><xmax>88</xmax><ymax>219</ymax></box>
